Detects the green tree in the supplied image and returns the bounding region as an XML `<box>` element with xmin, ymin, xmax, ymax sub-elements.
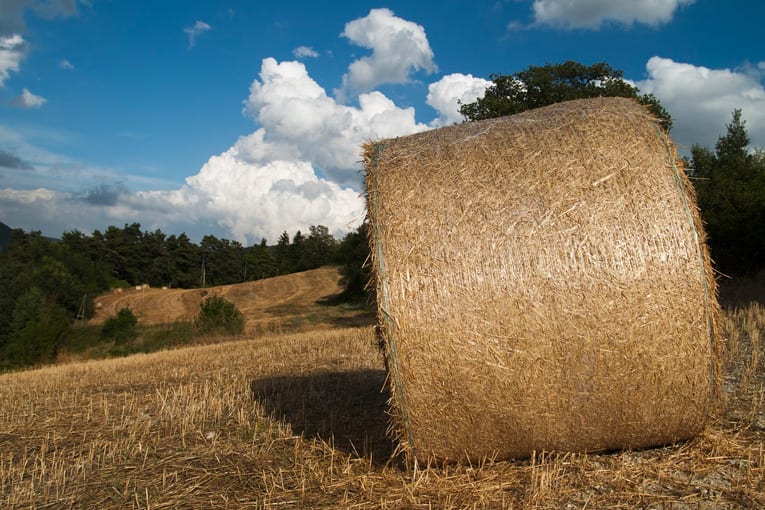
<box><xmin>275</xmin><ymin>230</ymin><xmax>301</xmax><ymax>274</ymax></box>
<box><xmin>165</xmin><ymin>233</ymin><xmax>199</xmax><ymax>288</ymax></box>
<box><xmin>337</xmin><ymin>223</ymin><xmax>373</xmax><ymax>303</ymax></box>
<box><xmin>244</xmin><ymin>238</ymin><xmax>278</xmax><ymax>280</ymax></box>
<box><xmin>143</xmin><ymin>229</ymin><xmax>169</xmax><ymax>286</ymax></box>
<box><xmin>195</xmin><ymin>296</ymin><xmax>245</xmax><ymax>335</ymax></box>
<box><xmin>0</xmin><ymin>230</ymin><xmax>97</xmax><ymax>368</ymax></box>
<box><xmin>459</xmin><ymin>61</ymin><xmax>671</xmax><ymax>131</ymax></box>
<box><xmin>692</xmin><ymin>109</ymin><xmax>765</xmax><ymax>274</ymax></box>
<box><xmin>61</xmin><ymin>229</ymin><xmax>112</xmax><ymax>295</ymax></box>
<box><xmin>200</xmin><ymin>235</ymin><xmax>245</xmax><ymax>286</ymax></box>
<box><xmin>300</xmin><ymin>225</ymin><xmax>339</xmax><ymax>270</ymax></box>
<box><xmin>289</xmin><ymin>230</ymin><xmax>306</xmax><ymax>271</ymax></box>
<box><xmin>101</xmin><ymin>307</ymin><xmax>138</xmax><ymax>345</ymax></box>
<box><xmin>274</xmin><ymin>231</ymin><xmax>291</xmax><ymax>274</ymax></box>
<box><xmin>3</xmin><ymin>287</ymin><xmax>70</xmax><ymax>368</ymax></box>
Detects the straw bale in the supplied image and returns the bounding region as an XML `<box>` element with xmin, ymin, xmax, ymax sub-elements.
<box><xmin>364</xmin><ymin>97</ymin><xmax>720</xmax><ymax>464</ymax></box>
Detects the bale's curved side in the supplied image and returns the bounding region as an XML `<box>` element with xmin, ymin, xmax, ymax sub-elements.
<box><xmin>365</xmin><ymin>97</ymin><xmax>720</xmax><ymax>464</ymax></box>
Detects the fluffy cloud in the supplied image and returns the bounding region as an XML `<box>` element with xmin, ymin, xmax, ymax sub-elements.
<box><xmin>292</xmin><ymin>46</ymin><xmax>318</xmax><ymax>59</ymax></box>
<box><xmin>177</xmin><ymin>144</ymin><xmax>365</xmax><ymax>243</ymax></box>
<box><xmin>12</xmin><ymin>87</ymin><xmax>46</xmax><ymax>108</ymax></box>
<box><xmin>0</xmin><ymin>34</ymin><xmax>26</xmax><ymax>86</ymax></box>
<box><xmin>59</xmin><ymin>58</ymin><xmax>74</xmax><ymax>70</ymax></box>
<box><xmin>184</xmin><ymin>20</ymin><xmax>211</xmax><ymax>49</ymax></box>
<box><xmin>337</xmin><ymin>8</ymin><xmax>436</xmax><ymax>99</ymax></box>
<box><xmin>531</xmin><ymin>0</ymin><xmax>695</xmax><ymax>29</ymax></box>
<box><xmin>245</xmin><ymin>57</ymin><xmax>429</xmax><ymax>184</ymax></box>
<box><xmin>427</xmin><ymin>73</ymin><xmax>492</xmax><ymax>126</ymax></box>
<box><xmin>1</xmin><ymin>55</ymin><xmax>432</xmax><ymax>243</ymax></box>
<box><xmin>635</xmin><ymin>57</ymin><xmax>765</xmax><ymax>150</ymax></box>
<box><xmin>172</xmin><ymin>55</ymin><xmax>434</xmax><ymax>242</ymax></box>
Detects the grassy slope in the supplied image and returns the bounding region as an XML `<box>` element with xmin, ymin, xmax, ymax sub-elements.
<box><xmin>89</xmin><ymin>266</ymin><xmax>369</xmax><ymax>334</ymax></box>
<box><xmin>0</xmin><ymin>275</ymin><xmax>763</xmax><ymax>508</ymax></box>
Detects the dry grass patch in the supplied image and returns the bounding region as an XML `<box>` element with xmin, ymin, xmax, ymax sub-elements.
<box><xmin>88</xmin><ymin>267</ymin><xmax>371</xmax><ymax>336</ymax></box>
<box><xmin>1</xmin><ymin>304</ymin><xmax>763</xmax><ymax>508</ymax></box>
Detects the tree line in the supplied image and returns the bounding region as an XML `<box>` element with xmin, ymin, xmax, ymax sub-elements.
<box><xmin>56</xmin><ymin>223</ymin><xmax>347</xmax><ymax>289</ymax></box>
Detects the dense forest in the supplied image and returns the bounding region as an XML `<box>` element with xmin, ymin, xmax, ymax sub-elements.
<box><xmin>0</xmin><ymin>222</ymin><xmax>369</xmax><ymax>369</ymax></box>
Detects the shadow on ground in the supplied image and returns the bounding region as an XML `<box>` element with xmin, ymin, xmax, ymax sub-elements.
<box><xmin>718</xmin><ymin>272</ymin><xmax>765</xmax><ymax>309</ymax></box>
<box><xmin>250</xmin><ymin>369</ymin><xmax>393</xmax><ymax>465</ymax></box>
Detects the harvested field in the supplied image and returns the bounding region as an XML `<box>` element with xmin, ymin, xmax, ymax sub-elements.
<box><xmin>1</xmin><ymin>299</ymin><xmax>762</xmax><ymax>508</ymax></box>
<box><xmin>89</xmin><ymin>266</ymin><xmax>357</xmax><ymax>333</ymax></box>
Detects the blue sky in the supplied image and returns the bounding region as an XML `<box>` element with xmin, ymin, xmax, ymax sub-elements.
<box><xmin>1</xmin><ymin>0</ymin><xmax>763</xmax><ymax>243</ymax></box>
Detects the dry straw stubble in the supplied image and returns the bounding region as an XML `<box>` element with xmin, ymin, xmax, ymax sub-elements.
<box><xmin>365</xmin><ymin>97</ymin><xmax>721</xmax><ymax>465</ymax></box>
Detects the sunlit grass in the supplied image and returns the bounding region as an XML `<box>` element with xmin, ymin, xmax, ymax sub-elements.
<box><xmin>0</xmin><ymin>304</ymin><xmax>762</xmax><ymax>508</ymax></box>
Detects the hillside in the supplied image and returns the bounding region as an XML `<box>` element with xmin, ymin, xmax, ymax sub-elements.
<box><xmin>90</xmin><ymin>266</ymin><xmax>368</xmax><ymax>333</ymax></box>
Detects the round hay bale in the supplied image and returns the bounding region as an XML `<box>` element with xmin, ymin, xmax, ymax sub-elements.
<box><xmin>364</xmin><ymin>97</ymin><xmax>720</xmax><ymax>464</ymax></box>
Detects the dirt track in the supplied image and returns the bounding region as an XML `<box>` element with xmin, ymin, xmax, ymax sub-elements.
<box><xmin>89</xmin><ymin>266</ymin><xmax>346</xmax><ymax>332</ymax></box>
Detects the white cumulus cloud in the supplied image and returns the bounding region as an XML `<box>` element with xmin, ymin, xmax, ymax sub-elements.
<box><xmin>12</xmin><ymin>87</ymin><xmax>46</xmax><ymax>108</ymax></box>
<box><xmin>337</xmin><ymin>8</ymin><xmax>436</xmax><ymax>100</ymax></box>
<box><xmin>59</xmin><ymin>58</ymin><xmax>74</xmax><ymax>70</ymax></box>
<box><xmin>134</xmin><ymin>55</ymin><xmax>432</xmax><ymax>242</ymax></box>
<box><xmin>163</xmin><ymin>55</ymin><xmax>435</xmax><ymax>242</ymax></box>
<box><xmin>0</xmin><ymin>34</ymin><xmax>26</xmax><ymax>86</ymax></box>
<box><xmin>178</xmin><ymin>145</ymin><xmax>364</xmax><ymax>243</ymax></box>
<box><xmin>245</xmin><ymin>57</ymin><xmax>429</xmax><ymax>185</ymax></box>
<box><xmin>427</xmin><ymin>73</ymin><xmax>492</xmax><ymax>126</ymax></box>
<box><xmin>531</xmin><ymin>0</ymin><xmax>695</xmax><ymax>29</ymax></box>
<box><xmin>635</xmin><ymin>56</ymin><xmax>765</xmax><ymax>150</ymax></box>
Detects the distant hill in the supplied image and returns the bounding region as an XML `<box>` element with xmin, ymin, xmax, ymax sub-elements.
<box><xmin>0</xmin><ymin>222</ymin><xmax>60</xmax><ymax>252</ymax></box>
<box><xmin>0</xmin><ymin>221</ymin><xmax>12</xmax><ymax>252</ymax></box>
<box><xmin>89</xmin><ymin>266</ymin><xmax>373</xmax><ymax>332</ymax></box>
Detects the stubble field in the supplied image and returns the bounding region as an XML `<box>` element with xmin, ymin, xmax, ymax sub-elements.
<box><xmin>0</xmin><ymin>269</ymin><xmax>763</xmax><ymax>508</ymax></box>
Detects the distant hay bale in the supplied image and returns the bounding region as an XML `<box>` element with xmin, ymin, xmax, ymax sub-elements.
<box><xmin>364</xmin><ymin>97</ymin><xmax>720</xmax><ymax>464</ymax></box>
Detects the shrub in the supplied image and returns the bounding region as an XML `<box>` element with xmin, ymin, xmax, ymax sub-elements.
<box><xmin>3</xmin><ymin>287</ymin><xmax>70</xmax><ymax>368</ymax></box>
<box><xmin>101</xmin><ymin>307</ymin><xmax>138</xmax><ymax>344</ymax></box>
<box><xmin>195</xmin><ymin>296</ymin><xmax>245</xmax><ymax>336</ymax></box>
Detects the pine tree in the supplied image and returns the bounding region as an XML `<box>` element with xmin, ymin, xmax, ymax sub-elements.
<box><xmin>692</xmin><ymin>109</ymin><xmax>765</xmax><ymax>274</ymax></box>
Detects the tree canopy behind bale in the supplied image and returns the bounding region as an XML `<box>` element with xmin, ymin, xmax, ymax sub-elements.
<box><xmin>364</xmin><ymin>97</ymin><xmax>720</xmax><ymax>465</ymax></box>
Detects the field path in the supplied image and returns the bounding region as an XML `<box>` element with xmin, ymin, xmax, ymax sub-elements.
<box><xmin>89</xmin><ymin>266</ymin><xmax>345</xmax><ymax>331</ymax></box>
